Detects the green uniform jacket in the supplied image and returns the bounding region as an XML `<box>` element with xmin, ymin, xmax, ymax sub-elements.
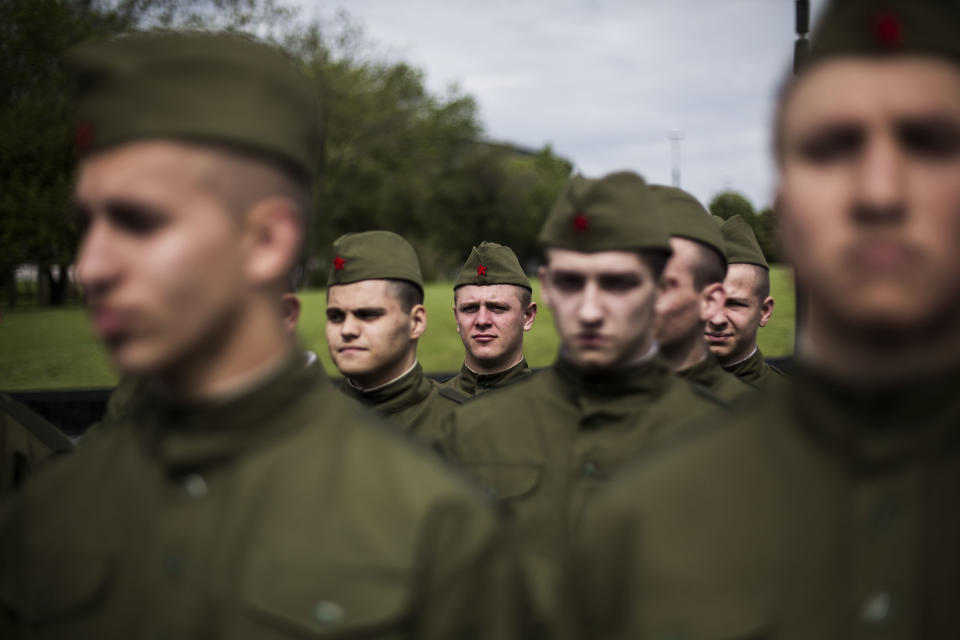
<box><xmin>722</xmin><ymin>347</ymin><xmax>788</xmax><ymax>393</ymax></box>
<box><xmin>342</xmin><ymin>361</ymin><xmax>468</xmax><ymax>444</ymax></box>
<box><xmin>565</xmin><ymin>365</ymin><xmax>960</xmax><ymax>640</ymax></box>
<box><xmin>0</xmin><ymin>357</ymin><xmax>521</xmax><ymax>639</ymax></box>
<box><xmin>0</xmin><ymin>394</ymin><xmax>74</xmax><ymax>501</ymax></box>
<box><xmin>676</xmin><ymin>353</ymin><xmax>755</xmax><ymax>404</ymax></box>
<box><xmin>440</xmin><ymin>355</ymin><xmax>730</xmax><ymax>627</ymax></box>
<box><xmin>441</xmin><ymin>358</ymin><xmax>533</xmax><ymax>397</ymax></box>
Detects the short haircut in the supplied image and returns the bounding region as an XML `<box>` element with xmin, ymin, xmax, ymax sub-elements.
<box><xmin>386</xmin><ymin>280</ymin><xmax>424</xmax><ymax>313</ymax></box>
<box><xmin>638</xmin><ymin>249</ymin><xmax>670</xmax><ymax>282</ymax></box>
<box><xmin>688</xmin><ymin>243</ymin><xmax>728</xmax><ymax>292</ymax></box>
<box><xmin>753</xmin><ymin>265</ymin><xmax>771</xmax><ymax>301</ymax></box>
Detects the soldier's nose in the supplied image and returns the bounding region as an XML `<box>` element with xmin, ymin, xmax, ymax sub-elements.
<box><xmin>852</xmin><ymin>132</ymin><xmax>906</xmax><ymax>225</ymax></box>
<box><xmin>75</xmin><ymin>219</ymin><xmax>122</xmax><ymax>300</ymax></box>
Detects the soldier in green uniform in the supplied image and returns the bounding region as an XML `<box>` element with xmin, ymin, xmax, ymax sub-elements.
<box><xmin>705</xmin><ymin>214</ymin><xmax>787</xmax><ymax>391</ymax></box>
<box><xmin>650</xmin><ymin>185</ymin><xmax>754</xmax><ymax>402</ymax></box>
<box><xmin>565</xmin><ymin>1</ymin><xmax>960</xmax><ymax>638</ymax></box>
<box><xmin>0</xmin><ymin>32</ymin><xmax>515</xmax><ymax>638</ymax></box>
<box><xmin>442</xmin><ymin>241</ymin><xmax>537</xmax><ymax>396</ymax></box>
<box><xmin>440</xmin><ymin>171</ymin><xmax>730</xmax><ymax>629</ymax></box>
<box><xmin>326</xmin><ymin>230</ymin><xmax>469</xmax><ymax>441</ymax></box>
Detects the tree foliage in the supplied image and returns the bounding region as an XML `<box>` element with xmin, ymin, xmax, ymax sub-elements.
<box><xmin>0</xmin><ymin>1</ymin><xmax>572</xmax><ymax>305</ymax></box>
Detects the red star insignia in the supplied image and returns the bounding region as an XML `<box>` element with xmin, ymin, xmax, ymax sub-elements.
<box><xmin>333</xmin><ymin>255</ymin><xmax>345</xmax><ymax>271</ymax></box>
<box><xmin>477</xmin><ymin>264</ymin><xmax>487</xmax><ymax>277</ymax></box>
<box><xmin>573</xmin><ymin>214</ymin><xmax>589</xmax><ymax>232</ymax></box>
<box><xmin>872</xmin><ymin>12</ymin><xmax>903</xmax><ymax>49</ymax></box>
<box><xmin>75</xmin><ymin>123</ymin><xmax>94</xmax><ymax>153</ymax></box>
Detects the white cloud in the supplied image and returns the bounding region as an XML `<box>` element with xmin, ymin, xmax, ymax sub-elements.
<box><xmin>294</xmin><ymin>0</ymin><xmax>828</xmax><ymax>209</ymax></box>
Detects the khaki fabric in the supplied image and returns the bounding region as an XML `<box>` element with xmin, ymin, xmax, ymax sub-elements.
<box><xmin>439</xmin><ymin>355</ymin><xmax>730</xmax><ymax>630</ymax></box>
<box><xmin>651</xmin><ymin>185</ymin><xmax>727</xmax><ymax>265</ymax></box>
<box><xmin>442</xmin><ymin>359</ymin><xmax>534</xmax><ymax>397</ymax></box>
<box><xmin>0</xmin><ymin>357</ymin><xmax>521</xmax><ymax>639</ymax></box>
<box><xmin>723</xmin><ymin>347</ymin><xmax>789</xmax><ymax>393</ymax></box>
<box><xmin>0</xmin><ymin>395</ymin><xmax>74</xmax><ymax>501</ymax></box>
<box><xmin>808</xmin><ymin>0</ymin><xmax>960</xmax><ymax>69</ymax></box>
<box><xmin>342</xmin><ymin>362</ymin><xmax>468</xmax><ymax>444</ymax></box>
<box><xmin>454</xmin><ymin>242</ymin><xmax>531</xmax><ymax>291</ymax></box>
<box><xmin>538</xmin><ymin>172</ymin><xmax>671</xmax><ymax>254</ymax></box>
<box><xmin>327</xmin><ymin>231</ymin><xmax>424</xmax><ymax>294</ymax></box>
<box><xmin>717</xmin><ymin>215</ymin><xmax>768</xmax><ymax>269</ymax></box>
<box><xmin>676</xmin><ymin>353</ymin><xmax>755</xmax><ymax>404</ymax></box>
<box><xmin>564</xmin><ymin>365</ymin><xmax>960</xmax><ymax>639</ymax></box>
<box><xmin>68</xmin><ymin>32</ymin><xmax>319</xmax><ymax>181</ymax></box>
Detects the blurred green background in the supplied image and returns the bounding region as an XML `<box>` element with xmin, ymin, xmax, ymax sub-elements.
<box><xmin>0</xmin><ymin>266</ymin><xmax>794</xmax><ymax>390</ymax></box>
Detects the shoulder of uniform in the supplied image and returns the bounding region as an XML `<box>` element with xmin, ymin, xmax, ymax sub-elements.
<box><xmin>436</xmin><ymin>385</ymin><xmax>470</xmax><ymax>405</ymax></box>
<box><xmin>0</xmin><ymin>394</ymin><xmax>75</xmax><ymax>453</ymax></box>
<box><xmin>681</xmin><ymin>379</ymin><xmax>735</xmax><ymax>412</ymax></box>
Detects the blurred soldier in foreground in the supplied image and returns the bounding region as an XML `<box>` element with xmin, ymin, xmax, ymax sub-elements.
<box><xmin>706</xmin><ymin>214</ymin><xmax>787</xmax><ymax>391</ymax></box>
<box><xmin>1</xmin><ymin>307</ymin><xmax>74</xmax><ymax>498</ymax></box>
<box><xmin>566</xmin><ymin>1</ymin><xmax>960</xmax><ymax>637</ymax></box>
<box><xmin>651</xmin><ymin>185</ymin><xmax>753</xmax><ymax>402</ymax></box>
<box><xmin>443</xmin><ymin>241</ymin><xmax>537</xmax><ymax>396</ymax></box>
<box><xmin>0</xmin><ymin>32</ymin><xmax>511</xmax><ymax>638</ymax></box>
<box><xmin>441</xmin><ymin>171</ymin><xmax>729</xmax><ymax>629</ymax></box>
<box><xmin>326</xmin><ymin>230</ymin><xmax>469</xmax><ymax>441</ymax></box>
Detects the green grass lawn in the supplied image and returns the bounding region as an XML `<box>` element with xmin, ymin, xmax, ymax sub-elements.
<box><xmin>0</xmin><ymin>266</ymin><xmax>794</xmax><ymax>390</ymax></box>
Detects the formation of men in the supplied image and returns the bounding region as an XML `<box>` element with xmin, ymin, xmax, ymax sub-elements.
<box><xmin>2</xmin><ymin>0</ymin><xmax>959</xmax><ymax>638</ymax></box>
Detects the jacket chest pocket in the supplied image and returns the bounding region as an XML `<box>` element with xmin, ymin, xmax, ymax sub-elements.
<box><xmin>1</xmin><ymin>551</ymin><xmax>112</xmax><ymax>626</ymax></box>
<box><xmin>242</xmin><ymin>558</ymin><xmax>412</xmax><ymax>639</ymax></box>
<box><xmin>460</xmin><ymin>462</ymin><xmax>542</xmax><ymax>505</ymax></box>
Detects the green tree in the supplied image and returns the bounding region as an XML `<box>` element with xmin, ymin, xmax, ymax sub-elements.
<box><xmin>708</xmin><ymin>190</ymin><xmax>756</xmax><ymax>222</ymax></box>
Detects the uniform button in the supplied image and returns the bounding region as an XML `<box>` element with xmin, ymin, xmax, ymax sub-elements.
<box><xmin>582</xmin><ymin>461</ymin><xmax>599</xmax><ymax>478</ymax></box>
<box><xmin>313</xmin><ymin>600</ymin><xmax>344</xmax><ymax>626</ymax></box>
<box><xmin>183</xmin><ymin>473</ymin><xmax>208</xmax><ymax>499</ymax></box>
<box><xmin>861</xmin><ymin>591</ymin><xmax>892</xmax><ymax>625</ymax></box>
<box><xmin>163</xmin><ymin>554</ymin><xmax>186</xmax><ymax>577</ymax></box>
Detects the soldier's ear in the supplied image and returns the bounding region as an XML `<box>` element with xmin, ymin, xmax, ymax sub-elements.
<box><xmin>523</xmin><ymin>302</ymin><xmax>537</xmax><ymax>331</ymax></box>
<box><xmin>759</xmin><ymin>296</ymin><xmax>775</xmax><ymax>327</ymax></box>
<box><xmin>409</xmin><ymin>304</ymin><xmax>427</xmax><ymax>341</ymax></box>
<box><xmin>241</xmin><ymin>196</ymin><xmax>302</xmax><ymax>288</ymax></box>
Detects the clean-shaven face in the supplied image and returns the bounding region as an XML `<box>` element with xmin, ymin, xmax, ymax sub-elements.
<box><xmin>654</xmin><ymin>237</ymin><xmax>709</xmax><ymax>351</ymax></box>
<box><xmin>325</xmin><ymin>280</ymin><xmax>415</xmax><ymax>383</ymax></box>
<box><xmin>74</xmin><ymin>141</ymin><xmax>247</xmax><ymax>375</ymax></box>
<box><xmin>454</xmin><ymin>284</ymin><xmax>532</xmax><ymax>370</ymax></box>
<box><xmin>778</xmin><ymin>56</ymin><xmax>960</xmax><ymax>336</ymax></box>
<box><xmin>706</xmin><ymin>263</ymin><xmax>767</xmax><ymax>364</ymax></box>
<box><xmin>540</xmin><ymin>248</ymin><xmax>658</xmax><ymax>371</ymax></box>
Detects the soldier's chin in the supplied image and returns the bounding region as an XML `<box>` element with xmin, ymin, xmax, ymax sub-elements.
<box><xmin>107</xmin><ymin>338</ymin><xmax>166</xmax><ymax>376</ymax></box>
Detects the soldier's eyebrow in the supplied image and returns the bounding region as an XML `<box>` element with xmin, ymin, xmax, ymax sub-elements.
<box><xmin>896</xmin><ymin>114</ymin><xmax>960</xmax><ymax>159</ymax></box>
<box><xmin>791</xmin><ymin>120</ymin><xmax>865</xmax><ymax>162</ymax></box>
<box><xmin>726</xmin><ymin>296</ymin><xmax>752</xmax><ymax>306</ymax></box>
<box><xmin>103</xmin><ymin>199</ymin><xmax>170</xmax><ymax>234</ymax></box>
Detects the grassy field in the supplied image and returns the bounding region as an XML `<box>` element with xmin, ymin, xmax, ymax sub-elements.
<box><xmin>0</xmin><ymin>266</ymin><xmax>794</xmax><ymax>390</ymax></box>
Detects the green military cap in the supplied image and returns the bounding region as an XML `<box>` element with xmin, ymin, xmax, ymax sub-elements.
<box><xmin>67</xmin><ymin>31</ymin><xmax>320</xmax><ymax>182</ymax></box>
<box><xmin>806</xmin><ymin>0</ymin><xmax>960</xmax><ymax>69</ymax></box>
<box><xmin>453</xmin><ymin>242</ymin><xmax>531</xmax><ymax>291</ymax></box>
<box><xmin>327</xmin><ymin>231</ymin><xmax>424</xmax><ymax>294</ymax></box>
<box><xmin>538</xmin><ymin>171</ymin><xmax>671</xmax><ymax>254</ymax></box>
<box><xmin>650</xmin><ymin>185</ymin><xmax>727</xmax><ymax>266</ymax></box>
<box><xmin>717</xmin><ymin>215</ymin><xmax>769</xmax><ymax>270</ymax></box>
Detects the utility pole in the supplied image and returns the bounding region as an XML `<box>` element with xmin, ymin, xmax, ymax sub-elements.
<box><xmin>668</xmin><ymin>130</ymin><xmax>683</xmax><ymax>188</ymax></box>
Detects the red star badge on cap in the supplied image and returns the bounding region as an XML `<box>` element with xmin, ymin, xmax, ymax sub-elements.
<box><xmin>873</xmin><ymin>11</ymin><xmax>903</xmax><ymax>49</ymax></box>
<box><xmin>477</xmin><ymin>264</ymin><xmax>487</xmax><ymax>277</ymax></box>
<box><xmin>573</xmin><ymin>214</ymin><xmax>589</xmax><ymax>232</ymax></box>
<box><xmin>333</xmin><ymin>255</ymin><xmax>346</xmax><ymax>271</ymax></box>
<box><xmin>75</xmin><ymin>123</ymin><xmax>94</xmax><ymax>153</ymax></box>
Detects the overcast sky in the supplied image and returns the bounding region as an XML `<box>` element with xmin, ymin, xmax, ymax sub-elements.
<box><xmin>292</xmin><ymin>0</ymin><xmax>827</xmax><ymax>209</ymax></box>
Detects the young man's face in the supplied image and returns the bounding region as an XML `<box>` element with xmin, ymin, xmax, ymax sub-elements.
<box><xmin>778</xmin><ymin>56</ymin><xmax>960</xmax><ymax>336</ymax></box>
<box><xmin>74</xmin><ymin>141</ymin><xmax>247</xmax><ymax>375</ymax></box>
<box><xmin>653</xmin><ymin>237</ymin><xmax>715</xmax><ymax>353</ymax></box>
<box><xmin>325</xmin><ymin>280</ymin><xmax>421</xmax><ymax>386</ymax></box>
<box><xmin>539</xmin><ymin>248</ymin><xmax>658</xmax><ymax>371</ymax></box>
<box><xmin>705</xmin><ymin>263</ymin><xmax>772</xmax><ymax>364</ymax></box>
<box><xmin>453</xmin><ymin>284</ymin><xmax>535</xmax><ymax>372</ymax></box>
